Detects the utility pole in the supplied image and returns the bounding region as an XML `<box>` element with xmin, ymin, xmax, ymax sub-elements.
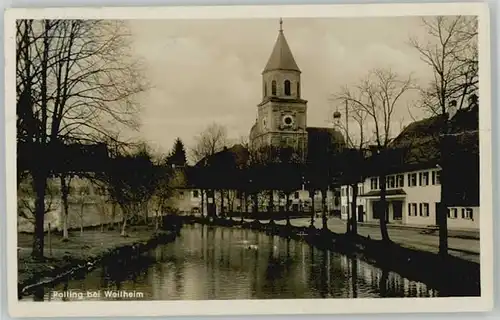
<box><xmin>344</xmin><ymin>100</ymin><xmax>351</xmax><ymax>233</ymax></box>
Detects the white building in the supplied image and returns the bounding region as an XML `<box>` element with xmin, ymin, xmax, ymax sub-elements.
<box><xmin>341</xmin><ymin>167</ymin><xmax>479</xmax><ymax>230</ymax></box>
<box><xmin>340</xmin><ymin>102</ymin><xmax>480</xmax><ymax>231</ymax></box>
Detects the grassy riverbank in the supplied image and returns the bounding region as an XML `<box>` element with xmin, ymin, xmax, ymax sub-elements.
<box><xmin>183</xmin><ymin>215</ymin><xmax>480</xmax><ymax>297</ymax></box>
<box><xmin>18</xmin><ymin>225</ymin><xmax>177</xmax><ymax>298</ymax></box>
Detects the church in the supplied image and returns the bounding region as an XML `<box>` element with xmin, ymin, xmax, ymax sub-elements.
<box><xmin>249</xmin><ymin>19</ymin><xmax>345</xmax><ymax>161</ymax></box>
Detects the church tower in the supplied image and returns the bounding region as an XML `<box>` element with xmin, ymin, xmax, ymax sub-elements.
<box><xmin>249</xmin><ymin>19</ymin><xmax>308</xmax><ymax>160</ymax></box>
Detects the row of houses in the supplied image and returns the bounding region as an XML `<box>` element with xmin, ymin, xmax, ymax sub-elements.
<box><xmin>170</xmin><ymin>99</ymin><xmax>479</xmax><ymax>231</ymax></box>
<box><xmin>339</xmin><ymin>99</ymin><xmax>479</xmax><ymax>231</ymax></box>
<box><xmin>172</xmin><ymin>187</ymin><xmax>340</xmax><ymax>217</ymax></box>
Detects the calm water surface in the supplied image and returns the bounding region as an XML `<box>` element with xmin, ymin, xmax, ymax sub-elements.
<box><xmin>31</xmin><ymin>224</ymin><xmax>439</xmax><ymax>300</ymax></box>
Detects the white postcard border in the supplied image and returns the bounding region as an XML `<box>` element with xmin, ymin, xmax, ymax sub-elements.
<box><xmin>4</xmin><ymin>2</ymin><xmax>493</xmax><ymax>317</ymax></box>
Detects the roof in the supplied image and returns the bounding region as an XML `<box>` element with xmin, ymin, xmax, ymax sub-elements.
<box><xmin>194</xmin><ymin>144</ymin><xmax>250</xmax><ymax>168</ymax></box>
<box><xmin>306</xmin><ymin>127</ymin><xmax>345</xmax><ymax>145</ymax></box>
<box><xmin>263</xmin><ymin>29</ymin><xmax>300</xmax><ymax>73</ymax></box>
<box><xmin>386</xmin><ymin>103</ymin><xmax>479</xmax><ymax>170</ymax></box>
<box><xmin>359</xmin><ymin>189</ymin><xmax>406</xmax><ymax>197</ymax></box>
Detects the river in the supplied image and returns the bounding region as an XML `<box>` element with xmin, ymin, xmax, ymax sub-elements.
<box><xmin>27</xmin><ymin>224</ymin><xmax>439</xmax><ymax>301</ymax></box>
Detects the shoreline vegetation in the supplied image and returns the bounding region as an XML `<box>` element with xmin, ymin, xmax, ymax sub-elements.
<box><xmin>17</xmin><ymin>223</ymin><xmax>179</xmax><ymax>299</ymax></box>
<box><xmin>181</xmin><ymin>215</ymin><xmax>480</xmax><ymax>297</ymax></box>
<box><xmin>17</xmin><ymin>214</ymin><xmax>479</xmax><ymax>300</ymax></box>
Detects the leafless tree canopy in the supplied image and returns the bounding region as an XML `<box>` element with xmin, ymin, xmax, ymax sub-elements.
<box><xmin>16</xmin><ymin>19</ymin><xmax>147</xmax><ymax>146</ymax></box>
<box><xmin>336</xmin><ymin>68</ymin><xmax>415</xmax><ymax>148</ymax></box>
<box><xmin>189</xmin><ymin>123</ymin><xmax>229</xmax><ymax>163</ymax></box>
<box><xmin>409</xmin><ymin>16</ymin><xmax>478</xmax><ymax>115</ymax></box>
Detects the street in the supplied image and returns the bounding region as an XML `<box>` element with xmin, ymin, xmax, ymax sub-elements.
<box><xmin>260</xmin><ymin>217</ymin><xmax>480</xmax><ymax>263</ymax></box>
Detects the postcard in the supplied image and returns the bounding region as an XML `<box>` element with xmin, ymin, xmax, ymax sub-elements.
<box><xmin>5</xmin><ymin>2</ymin><xmax>493</xmax><ymax>317</ymax></box>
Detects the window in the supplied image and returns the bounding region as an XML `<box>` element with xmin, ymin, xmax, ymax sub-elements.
<box><xmin>294</xmin><ymin>191</ymin><xmax>299</xmax><ymax>199</ymax></box>
<box><xmin>419</xmin><ymin>203</ymin><xmax>429</xmax><ymax>217</ymax></box>
<box><xmin>271</xmin><ymin>80</ymin><xmax>277</xmax><ymax>95</ymax></box>
<box><xmin>284</xmin><ymin>80</ymin><xmax>291</xmax><ymax>96</ymax></box>
<box><xmin>341</xmin><ymin>187</ymin><xmax>345</xmax><ymax>197</ymax></box>
<box><xmin>192</xmin><ymin>190</ymin><xmax>199</xmax><ymax>198</ymax></box>
<box><xmin>408</xmin><ymin>203</ymin><xmax>417</xmax><ymax>216</ymax></box>
<box><xmin>179</xmin><ymin>191</ymin><xmax>185</xmax><ymax>200</ymax></box>
<box><xmin>447</xmin><ymin>208</ymin><xmax>458</xmax><ymax>219</ymax></box>
<box><xmin>462</xmin><ymin>208</ymin><xmax>474</xmax><ymax>220</ymax></box>
<box><xmin>264</xmin><ymin>83</ymin><xmax>267</xmax><ymax>96</ymax></box>
<box><xmin>370</xmin><ymin>177</ymin><xmax>378</xmax><ymax>190</ymax></box>
<box><xmin>387</xmin><ymin>176</ymin><xmax>396</xmax><ymax>189</ymax></box>
<box><xmin>432</xmin><ymin>171</ymin><xmax>441</xmax><ymax>185</ymax></box>
<box><xmin>396</xmin><ymin>174</ymin><xmax>404</xmax><ymax>188</ymax></box>
<box><xmin>358</xmin><ymin>185</ymin><xmax>364</xmax><ymax>195</ymax></box>
<box><xmin>408</xmin><ymin>173</ymin><xmax>417</xmax><ymax>187</ymax></box>
<box><xmin>297</xmin><ymin>82</ymin><xmax>300</xmax><ymax>97</ymax></box>
<box><xmin>419</xmin><ymin>172</ymin><xmax>429</xmax><ymax>186</ymax></box>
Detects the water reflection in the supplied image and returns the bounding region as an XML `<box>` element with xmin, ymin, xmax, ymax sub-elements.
<box><xmin>26</xmin><ymin>224</ymin><xmax>439</xmax><ymax>301</ymax></box>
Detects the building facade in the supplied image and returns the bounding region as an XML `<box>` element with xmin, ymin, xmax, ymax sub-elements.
<box><xmin>340</xmin><ymin>167</ymin><xmax>479</xmax><ymax>230</ymax></box>
<box><xmin>340</xmin><ymin>101</ymin><xmax>480</xmax><ymax>231</ymax></box>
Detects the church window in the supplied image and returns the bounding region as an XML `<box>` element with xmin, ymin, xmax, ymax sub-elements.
<box><xmin>264</xmin><ymin>83</ymin><xmax>267</xmax><ymax>97</ymax></box>
<box><xmin>284</xmin><ymin>80</ymin><xmax>291</xmax><ymax>96</ymax></box>
<box><xmin>271</xmin><ymin>80</ymin><xmax>277</xmax><ymax>95</ymax></box>
<box><xmin>297</xmin><ymin>81</ymin><xmax>300</xmax><ymax>97</ymax></box>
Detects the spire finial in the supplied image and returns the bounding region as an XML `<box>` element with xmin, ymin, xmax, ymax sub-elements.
<box><xmin>279</xmin><ymin>18</ymin><xmax>283</xmax><ymax>32</ymax></box>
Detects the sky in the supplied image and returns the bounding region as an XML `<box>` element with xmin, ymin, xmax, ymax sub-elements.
<box><xmin>125</xmin><ymin>17</ymin><xmax>435</xmax><ymax>156</ymax></box>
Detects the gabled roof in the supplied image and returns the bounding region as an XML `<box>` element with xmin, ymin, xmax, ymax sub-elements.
<box><xmin>263</xmin><ymin>29</ymin><xmax>300</xmax><ymax>73</ymax></box>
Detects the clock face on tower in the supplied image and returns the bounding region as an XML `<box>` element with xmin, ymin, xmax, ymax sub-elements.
<box><xmin>282</xmin><ymin>115</ymin><xmax>295</xmax><ymax>128</ymax></box>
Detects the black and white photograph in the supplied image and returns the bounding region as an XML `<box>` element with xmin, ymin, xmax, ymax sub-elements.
<box><xmin>5</xmin><ymin>3</ymin><xmax>493</xmax><ymax>317</ymax></box>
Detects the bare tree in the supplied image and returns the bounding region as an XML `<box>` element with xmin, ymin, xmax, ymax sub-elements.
<box><xmin>338</xmin><ymin>68</ymin><xmax>414</xmax><ymax>242</ymax></box>
<box><xmin>16</xmin><ymin>20</ymin><xmax>146</xmax><ymax>259</ymax></box>
<box><xmin>190</xmin><ymin>123</ymin><xmax>229</xmax><ymax>217</ymax></box>
<box><xmin>18</xmin><ymin>177</ymin><xmax>59</xmax><ymax>229</ymax></box>
<box><xmin>332</xmin><ymin>98</ymin><xmax>370</xmax><ymax>235</ymax></box>
<box><xmin>409</xmin><ymin>16</ymin><xmax>478</xmax><ymax>255</ymax></box>
<box><xmin>409</xmin><ymin>16</ymin><xmax>478</xmax><ymax>115</ymax></box>
<box><xmin>190</xmin><ymin>123</ymin><xmax>229</xmax><ymax>163</ymax></box>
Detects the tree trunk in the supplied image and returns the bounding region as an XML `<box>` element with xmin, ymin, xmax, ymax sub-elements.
<box><xmin>379</xmin><ymin>174</ymin><xmax>390</xmax><ymax>242</ymax></box>
<box><xmin>143</xmin><ymin>202</ymin><xmax>148</xmax><ymax>224</ymax></box>
<box><xmin>155</xmin><ymin>210</ymin><xmax>160</xmax><ymax>231</ymax></box>
<box><xmin>253</xmin><ymin>193</ymin><xmax>258</xmax><ymax>216</ymax></box>
<box><xmin>244</xmin><ymin>193</ymin><xmax>249</xmax><ymax>213</ymax></box>
<box><xmin>226</xmin><ymin>191</ymin><xmax>232</xmax><ymax>220</ymax></box>
<box><xmin>121</xmin><ymin>209</ymin><xmax>128</xmax><ymax>236</ymax></box>
<box><xmin>350</xmin><ymin>183</ymin><xmax>358</xmax><ymax>235</ymax></box>
<box><xmin>439</xmin><ymin>122</ymin><xmax>450</xmax><ymax>256</ymax></box>
<box><xmin>31</xmin><ymin>171</ymin><xmax>48</xmax><ymax>259</ymax></box>
<box><xmin>200</xmin><ymin>189</ymin><xmax>205</xmax><ymax>217</ymax></box>
<box><xmin>111</xmin><ymin>202</ymin><xmax>117</xmax><ymax>229</ymax></box>
<box><xmin>80</xmin><ymin>200</ymin><xmax>84</xmax><ymax>235</ymax></box>
<box><xmin>285</xmin><ymin>194</ymin><xmax>291</xmax><ymax>225</ymax></box>
<box><xmin>268</xmin><ymin>190</ymin><xmax>274</xmax><ymax>223</ymax></box>
<box><xmin>321</xmin><ymin>189</ymin><xmax>328</xmax><ymax>230</ymax></box>
<box><xmin>346</xmin><ymin>185</ymin><xmax>351</xmax><ymax>233</ymax></box>
<box><xmin>309</xmin><ymin>190</ymin><xmax>315</xmax><ymax>227</ymax></box>
<box><xmin>211</xmin><ymin>190</ymin><xmax>216</xmax><ymax>218</ymax></box>
<box><xmin>220</xmin><ymin>190</ymin><xmax>225</xmax><ymax>218</ymax></box>
<box><xmin>60</xmin><ymin>176</ymin><xmax>70</xmax><ymax>240</ymax></box>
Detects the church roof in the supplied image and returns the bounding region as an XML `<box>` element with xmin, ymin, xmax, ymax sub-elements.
<box><xmin>263</xmin><ymin>22</ymin><xmax>300</xmax><ymax>73</ymax></box>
